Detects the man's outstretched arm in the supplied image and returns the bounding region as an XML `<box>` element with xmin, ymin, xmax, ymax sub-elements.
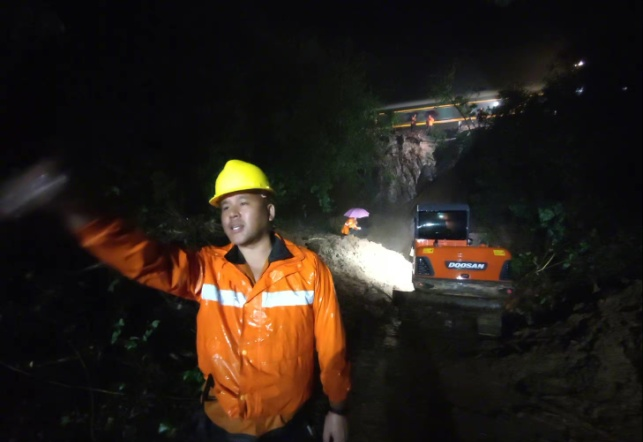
<box><xmin>0</xmin><ymin>159</ymin><xmax>204</xmax><ymax>301</ymax></box>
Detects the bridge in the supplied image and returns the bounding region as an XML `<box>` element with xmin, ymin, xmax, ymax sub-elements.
<box><xmin>378</xmin><ymin>85</ymin><xmax>543</xmax><ymax>132</ymax></box>
<box><xmin>378</xmin><ymin>90</ymin><xmax>501</xmax><ymax>132</ymax></box>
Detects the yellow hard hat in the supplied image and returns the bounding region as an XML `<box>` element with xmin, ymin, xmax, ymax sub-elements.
<box><xmin>209</xmin><ymin>159</ymin><xmax>274</xmax><ymax>207</ymax></box>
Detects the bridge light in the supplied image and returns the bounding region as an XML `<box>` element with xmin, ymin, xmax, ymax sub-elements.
<box><xmin>573</xmin><ymin>60</ymin><xmax>585</xmax><ymax>68</ymax></box>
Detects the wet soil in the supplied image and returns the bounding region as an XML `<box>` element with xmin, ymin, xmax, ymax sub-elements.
<box><xmin>339</xmin><ymin>291</ymin><xmax>569</xmax><ymax>442</ymax></box>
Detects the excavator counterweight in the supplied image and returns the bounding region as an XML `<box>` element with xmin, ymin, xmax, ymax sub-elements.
<box><xmin>410</xmin><ymin>203</ymin><xmax>514</xmax><ymax>336</ymax></box>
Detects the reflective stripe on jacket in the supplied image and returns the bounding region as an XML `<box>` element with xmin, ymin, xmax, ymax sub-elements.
<box><xmin>74</xmin><ymin>218</ymin><xmax>351</xmax><ymax>435</ymax></box>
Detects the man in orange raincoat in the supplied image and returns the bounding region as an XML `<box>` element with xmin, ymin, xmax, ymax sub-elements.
<box><xmin>426</xmin><ymin>113</ymin><xmax>435</xmax><ymax>135</ymax></box>
<box><xmin>341</xmin><ymin>217</ymin><xmax>360</xmax><ymax>237</ymax></box>
<box><xmin>0</xmin><ymin>159</ymin><xmax>351</xmax><ymax>442</ymax></box>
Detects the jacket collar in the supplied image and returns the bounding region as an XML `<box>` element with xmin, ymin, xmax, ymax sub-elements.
<box><xmin>224</xmin><ymin>232</ymin><xmax>294</xmax><ymax>264</ymax></box>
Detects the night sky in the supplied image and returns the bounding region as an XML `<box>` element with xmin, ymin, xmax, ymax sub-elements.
<box><xmin>225</xmin><ymin>0</ymin><xmax>638</xmax><ymax>100</ymax></box>
<box><xmin>1</xmin><ymin>0</ymin><xmax>640</xmax><ymax>162</ymax></box>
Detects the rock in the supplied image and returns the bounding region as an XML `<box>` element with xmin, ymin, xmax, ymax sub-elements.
<box><xmin>375</xmin><ymin>129</ymin><xmax>437</xmax><ymax>205</ymax></box>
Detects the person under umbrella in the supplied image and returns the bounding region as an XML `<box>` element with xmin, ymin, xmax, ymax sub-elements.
<box><xmin>341</xmin><ymin>208</ymin><xmax>369</xmax><ymax>237</ymax></box>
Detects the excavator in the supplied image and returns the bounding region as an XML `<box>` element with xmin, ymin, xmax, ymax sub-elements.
<box><xmin>409</xmin><ymin>203</ymin><xmax>514</xmax><ymax>336</ymax></box>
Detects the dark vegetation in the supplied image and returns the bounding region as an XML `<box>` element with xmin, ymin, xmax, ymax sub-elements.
<box><xmin>450</xmin><ymin>28</ymin><xmax>642</xmax><ymax>320</ymax></box>
<box><xmin>1</xmin><ymin>1</ymin><xmax>640</xmax><ymax>441</ymax></box>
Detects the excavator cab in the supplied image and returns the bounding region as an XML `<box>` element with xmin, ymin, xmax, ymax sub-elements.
<box><xmin>416</xmin><ymin>205</ymin><xmax>469</xmax><ymax>243</ymax></box>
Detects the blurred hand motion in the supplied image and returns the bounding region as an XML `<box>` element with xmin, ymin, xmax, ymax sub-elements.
<box><xmin>0</xmin><ymin>158</ymin><xmax>69</xmax><ymax>220</ymax></box>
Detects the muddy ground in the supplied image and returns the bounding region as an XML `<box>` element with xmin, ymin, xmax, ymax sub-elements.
<box><xmin>279</xmin><ymin>214</ymin><xmax>642</xmax><ymax>442</ymax></box>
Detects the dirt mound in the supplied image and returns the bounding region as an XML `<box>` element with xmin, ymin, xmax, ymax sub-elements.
<box><xmin>480</xmin><ymin>280</ymin><xmax>643</xmax><ymax>441</ymax></box>
<box><xmin>278</xmin><ymin>222</ymin><xmax>414</xmax><ymax>298</ymax></box>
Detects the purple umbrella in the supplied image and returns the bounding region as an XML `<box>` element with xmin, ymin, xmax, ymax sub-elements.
<box><xmin>344</xmin><ymin>208</ymin><xmax>369</xmax><ymax>218</ymax></box>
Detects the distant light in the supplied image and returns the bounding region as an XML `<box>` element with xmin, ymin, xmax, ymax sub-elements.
<box><xmin>622</xmin><ymin>86</ymin><xmax>629</xmax><ymax>91</ymax></box>
<box><xmin>575</xmin><ymin>86</ymin><xmax>584</xmax><ymax>95</ymax></box>
<box><xmin>573</xmin><ymin>60</ymin><xmax>585</xmax><ymax>68</ymax></box>
<box><xmin>491</xmin><ymin>101</ymin><xmax>500</xmax><ymax>107</ymax></box>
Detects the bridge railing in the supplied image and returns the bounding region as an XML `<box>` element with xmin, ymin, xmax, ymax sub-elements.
<box><xmin>377</xmin><ymin>98</ymin><xmax>501</xmax><ymax>129</ymax></box>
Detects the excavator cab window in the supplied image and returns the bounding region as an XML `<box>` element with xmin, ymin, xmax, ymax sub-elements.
<box><xmin>416</xmin><ymin>210</ymin><xmax>468</xmax><ymax>240</ymax></box>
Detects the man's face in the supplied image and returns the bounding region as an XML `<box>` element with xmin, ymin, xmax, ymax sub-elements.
<box><xmin>220</xmin><ymin>193</ymin><xmax>275</xmax><ymax>248</ymax></box>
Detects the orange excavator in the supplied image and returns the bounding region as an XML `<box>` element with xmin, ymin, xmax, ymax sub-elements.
<box><xmin>410</xmin><ymin>203</ymin><xmax>514</xmax><ymax>336</ymax></box>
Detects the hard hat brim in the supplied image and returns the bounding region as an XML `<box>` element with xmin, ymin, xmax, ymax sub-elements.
<box><xmin>209</xmin><ymin>188</ymin><xmax>274</xmax><ymax>207</ymax></box>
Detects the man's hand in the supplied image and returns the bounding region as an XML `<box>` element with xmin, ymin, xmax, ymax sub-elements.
<box><xmin>322</xmin><ymin>411</ymin><xmax>348</xmax><ymax>442</ymax></box>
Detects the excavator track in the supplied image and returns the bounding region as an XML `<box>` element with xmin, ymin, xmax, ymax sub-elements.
<box><xmin>394</xmin><ymin>289</ymin><xmax>506</xmax><ymax>337</ymax></box>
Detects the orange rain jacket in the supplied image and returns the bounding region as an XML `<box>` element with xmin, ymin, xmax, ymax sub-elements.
<box><xmin>74</xmin><ymin>218</ymin><xmax>351</xmax><ymax>436</ymax></box>
<box><xmin>341</xmin><ymin>217</ymin><xmax>358</xmax><ymax>235</ymax></box>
